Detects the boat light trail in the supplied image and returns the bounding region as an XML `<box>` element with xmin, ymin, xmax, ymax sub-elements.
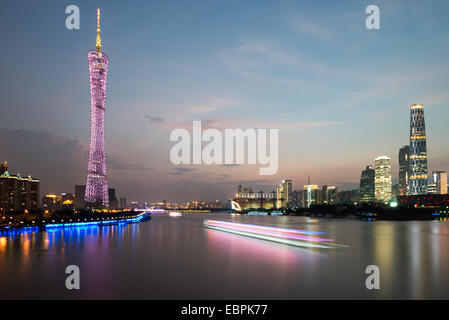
<box><xmin>205</xmin><ymin>220</ymin><xmax>326</xmax><ymax>235</ymax></box>
<box><xmin>204</xmin><ymin>220</ymin><xmax>337</xmax><ymax>249</ymax></box>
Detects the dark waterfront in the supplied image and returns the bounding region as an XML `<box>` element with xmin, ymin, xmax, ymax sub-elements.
<box><xmin>1</xmin><ymin>213</ymin><xmax>449</xmax><ymax>299</ymax></box>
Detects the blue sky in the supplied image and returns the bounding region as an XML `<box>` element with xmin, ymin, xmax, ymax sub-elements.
<box><xmin>1</xmin><ymin>0</ymin><xmax>449</xmax><ymax>202</ymax></box>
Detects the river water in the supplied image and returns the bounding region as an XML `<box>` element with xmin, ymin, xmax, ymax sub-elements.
<box><xmin>1</xmin><ymin>212</ymin><xmax>449</xmax><ymax>299</ymax></box>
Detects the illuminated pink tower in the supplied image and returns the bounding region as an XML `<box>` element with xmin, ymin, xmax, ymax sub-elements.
<box><xmin>85</xmin><ymin>8</ymin><xmax>109</xmax><ymax>208</ymax></box>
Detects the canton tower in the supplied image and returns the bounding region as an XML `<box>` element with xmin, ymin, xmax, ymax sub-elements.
<box><xmin>85</xmin><ymin>9</ymin><xmax>109</xmax><ymax>208</ymax></box>
<box><xmin>408</xmin><ymin>104</ymin><xmax>428</xmax><ymax>195</ymax></box>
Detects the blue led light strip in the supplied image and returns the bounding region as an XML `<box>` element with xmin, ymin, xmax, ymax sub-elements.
<box><xmin>45</xmin><ymin>213</ymin><xmax>146</xmax><ymax>229</ymax></box>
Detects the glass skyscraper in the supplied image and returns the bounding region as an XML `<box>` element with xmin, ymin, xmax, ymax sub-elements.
<box><xmin>408</xmin><ymin>104</ymin><xmax>428</xmax><ymax>195</ymax></box>
<box><xmin>398</xmin><ymin>145</ymin><xmax>410</xmax><ymax>195</ymax></box>
<box><xmin>303</xmin><ymin>184</ymin><xmax>319</xmax><ymax>208</ymax></box>
<box><xmin>374</xmin><ymin>156</ymin><xmax>392</xmax><ymax>204</ymax></box>
<box><xmin>276</xmin><ymin>179</ymin><xmax>292</xmax><ymax>208</ymax></box>
<box><xmin>359</xmin><ymin>165</ymin><xmax>375</xmax><ymax>203</ymax></box>
<box><xmin>85</xmin><ymin>9</ymin><xmax>109</xmax><ymax>208</ymax></box>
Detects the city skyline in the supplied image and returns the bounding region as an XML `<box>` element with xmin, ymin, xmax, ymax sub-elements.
<box><xmin>1</xmin><ymin>1</ymin><xmax>449</xmax><ymax>202</ymax></box>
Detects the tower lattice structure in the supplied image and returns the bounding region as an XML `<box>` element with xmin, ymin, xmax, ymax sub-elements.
<box><xmin>85</xmin><ymin>8</ymin><xmax>109</xmax><ymax>208</ymax></box>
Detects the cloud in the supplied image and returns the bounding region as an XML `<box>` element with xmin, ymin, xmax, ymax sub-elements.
<box><xmin>165</xmin><ymin>118</ymin><xmax>346</xmax><ymax>131</ymax></box>
<box><xmin>219</xmin><ymin>39</ymin><xmax>357</xmax><ymax>86</ymax></box>
<box><xmin>289</xmin><ymin>15</ymin><xmax>334</xmax><ymax>41</ymax></box>
<box><xmin>145</xmin><ymin>114</ymin><xmax>165</xmax><ymax>123</ymax></box>
<box><xmin>0</xmin><ymin>129</ymin><xmax>88</xmax><ymax>195</ymax></box>
<box><xmin>184</xmin><ymin>97</ymin><xmax>237</xmax><ymax>115</ymax></box>
<box><xmin>219</xmin><ymin>40</ymin><xmax>308</xmax><ymax>85</ymax></box>
<box><xmin>108</xmin><ymin>158</ymin><xmax>153</xmax><ymax>172</ymax></box>
<box><xmin>168</xmin><ymin>167</ymin><xmax>196</xmax><ymax>175</ymax></box>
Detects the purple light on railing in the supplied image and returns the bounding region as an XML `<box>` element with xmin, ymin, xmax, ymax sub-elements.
<box><xmin>85</xmin><ymin>9</ymin><xmax>109</xmax><ymax>208</ymax></box>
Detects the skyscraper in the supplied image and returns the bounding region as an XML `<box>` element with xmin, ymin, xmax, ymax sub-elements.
<box><xmin>85</xmin><ymin>9</ymin><xmax>109</xmax><ymax>208</ymax></box>
<box><xmin>74</xmin><ymin>185</ymin><xmax>86</xmax><ymax>209</ymax></box>
<box><xmin>398</xmin><ymin>145</ymin><xmax>410</xmax><ymax>195</ymax></box>
<box><xmin>303</xmin><ymin>184</ymin><xmax>320</xmax><ymax>208</ymax></box>
<box><xmin>430</xmin><ymin>171</ymin><xmax>448</xmax><ymax>195</ymax></box>
<box><xmin>276</xmin><ymin>180</ymin><xmax>292</xmax><ymax>208</ymax></box>
<box><xmin>374</xmin><ymin>156</ymin><xmax>392</xmax><ymax>203</ymax></box>
<box><xmin>359</xmin><ymin>165</ymin><xmax>375</xmax><ymax>203</ymax></box>
<box><xmin>409</xmin><ymin>104</ymin><xmax>428</xmax><ymax>195</ymax></box>
<box><xmin>322</xmin><ymin>185</ymin><xmax>337</xmax><ymax>204</ymax></box>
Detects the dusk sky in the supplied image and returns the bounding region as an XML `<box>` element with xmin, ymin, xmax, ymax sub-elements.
<box><xmin>1</xmin><ymin>0</ymin><xmax>449</xmax><ymax>202</ymax></box>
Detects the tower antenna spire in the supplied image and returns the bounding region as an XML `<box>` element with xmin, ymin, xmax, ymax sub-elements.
<box><xmin>96</xmin><ymin>8</ymin><xmax>102</xmax><ymax>53</ymax></box>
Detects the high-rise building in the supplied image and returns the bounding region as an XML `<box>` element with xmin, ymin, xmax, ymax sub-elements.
<box><xmin>237</xmin><ymin>185</ymin><xmax>243</xmax><ymax>196</ymax></box>
<box><xmin>337</xmin><ymin>190</ymin><xmax>359</xmax><ymax>205</ymax></box>
<box><xmin>85</xmin><ymin>9</ymin><xmax>110</xmax><ymax>208</ymax></box>
<box><xmin>392</xmin><ymin>184</ymin><xmax>400</xmax><ymax>199</ymax></box>
<box><xmin>429</xmin><ymin>171</ymin><xmax>448</xmax><ymax>195</ymax></box>
<box><xmin>0</xmin><ymin>166</ymin><xmax>39</xmax><ymax>212</ymax></box>
<box><xmin>276</xmin><ymin>180</ymin><xmax>292</xmax><ymax>208</ymax></box>
<box><xmin>74</xmin><ymin>185</ymin><xmax>86</xmax><ymax>209</ymax></box>
<box><xmin>322</xmin><ymin>185</ymin><xmax>337</xmax><ymax>204</ymax></box>
<box><xmin>375</xmin><ymin>156</ymin><xmax>392</xmax><ymax>203</ymax></box>
<box><xmin>291</xmin><ymin>190</ymin><xmax>301</xmax><ymax>208</ymax></box>
<box><xmin>120</xmin><ymin>197</ymin><xmax>127</xmax><ymax>209</ymax></box>
<box><xmin>108</xmin><ymin>188</ymin><xmax>118</xmax><ymax>209</ymax></box>
<box><xmin>359</xmin><ymin>165</ymin><xmax>375</xmax><ymax>203</ymax></box>
<box><xmin>398</xmin><ymin>145</ymin><xmax>410</xmax><ymax>195</ymax></box>
<box><xmin>409</xmin><ymin>104</ymin><xmax>428</xmax><ymax>195</ymax></box>
<box><xmin>303</xmin><ymin>184</ymin><xmax>320</xmax><ymax>208</ymax></box>
<box><xmin>427</xmin><ymin>182</ymin><xmax>437</xmax><ymax>194</ymax></box>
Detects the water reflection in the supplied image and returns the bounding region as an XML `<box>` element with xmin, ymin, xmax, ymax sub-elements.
<box><xmin>1</xmin><ymin>215</ymin><xmax>449</xmax><ymax>299</ymax></box>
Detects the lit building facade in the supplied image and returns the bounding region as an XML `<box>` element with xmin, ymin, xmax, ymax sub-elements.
<box><xmin>429</xmin><ymin>171</ymin><xmax>448</xmax><ymax>195</ymax></box>
<box><xmin>276</xmin><ymin>180</ymin><xmax>292</xmax><ymax>208</ymax></box>
<box><xmin>322</xmin><ymin>185</ymin><xmax>337</xmax><ymax>204</ymax></box>
<box><xmin>233</xmin><ymin>186</ymin><xmax>277</xmax><ymax>210</ymax></box>
<box><xmin>290</xmin><ymin>190</ymin><xmax>301</xmax><ymax>208</ymax></box>
<box><xmin>374</xmin><ymin>156</ymin><xmax>392</xmax><ymax>203</ymax></box>
<box><xmin>398</xmin><ymin>145</ymin><xmax>410</xmax><ymax>195</ymax></box>
<box><xmin>398</xmin><ymin>194</ymin><xmax>449</xmax><ymax>208</ymax></box>
<box><xmin>0</xmin><ymin>164</ymin><xmax>39</xmax><ymax>213</ymax></box>
<box><xmin>409</xmin><ymin>104</ymin><xmax>428</xmax><ymax>195</ymax></box>
<box><xmin>85</xmin><ymin>9</ymin><xmax>109</xmax><ymax>208</ymax></box>
<box><xmin>42</xmin><ymin>193</ymin><xmax>75</xmax><ymax>212</ymax></box>
<box><xmin>303</xmin><ymin>184</ymin><xmax>320</xmax><ymax>208</ymax></box>
<box><xmin>359</xmin><ymin>165</ymin><xmax>375</xmax><ymax>203</ymax></box>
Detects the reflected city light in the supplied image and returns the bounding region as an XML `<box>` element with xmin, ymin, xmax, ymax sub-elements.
<box><xmin>169</xmin><ymin>212</ymin><xmax>182</xmax><ymax>217</ymax></box>
<box><xmin>0</xmin><ymin>237</ymin><xmax>7</xmax><ymax>252</ymax></box>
